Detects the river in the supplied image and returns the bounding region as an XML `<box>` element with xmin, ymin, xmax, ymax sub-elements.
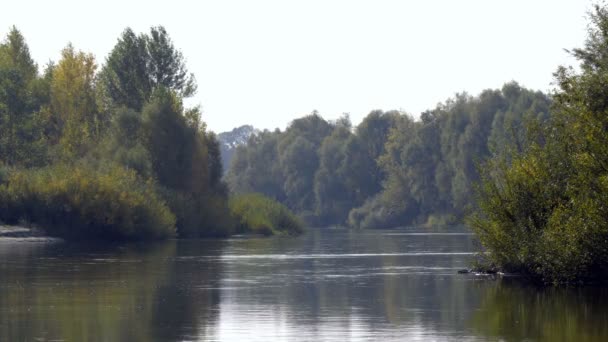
<box><xmin>1</xmin><ymin>227</ymin><xmax>607</xmax><ymax>341</ymax></box>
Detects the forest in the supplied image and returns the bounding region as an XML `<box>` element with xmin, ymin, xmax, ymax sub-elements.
<box><xmin>226</xmin><ymin>3</ymin><xmax>608</xmax><ymax>283</ymax></box>
<box><xmin>0</xmin><ymin>26</ymin><xmax>301</xmax><ymax>240</ymax></box>
<box><xmin>226</xmin><ymin>84</ymin><xmax>551</xmax><ymax>228</ymax></box>
<box><xmin>4</xmin><ymin>3</ymin><xmax>608</xmax><ymax>284</ymax></box>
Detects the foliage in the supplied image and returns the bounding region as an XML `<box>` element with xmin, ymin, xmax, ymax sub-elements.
<box><xmin>217</xmin><ymin>125</ymin><xmax>258</xmax><ymax>172</ymax></box>
<box><xmin>356</xmin><ymin>85</ymin><xmax>551</xmax><ymax>229</ymax></box>
<box><xmin>0</xmin><ymin>26</ymin><xmax>234</xmax><ymax>241</ymax></box>
<box><xmin>49</xmin><ymin>44</ymin><xmax>101</xmax><ymax>158</ymax></box>
<box><xmin>227</xmin><ymin>88</ymin><xmax>550</xmax><ymax>228</ymax></box>
<box><xmin>0</xmin><ymin>27</ymin><xmax>48</xmax><ymax>167</ymax></box>
<box><xmin>225</xmin><ymin>129</ymin><xmax>285</xmax><ymax>201</ymax></box>
<box><xmin>99</xmin><ymin>26</ymin><xmax>196</xmax><ymax>112</ymax></box>
<box><xmin>229</xmin><ymin>193</ymin><xmax>303</xmax><ymax>236</ymax></box>
<box><xmin>0</xmin><ymin>164</ymin><xmax>176</xmax><ymax>240</ymax></box>
<box><xmin>139</xmin><ymin>88</ymin><xmax>232</xmax><ymax>237</ymax></box>
<box><xmin>469</xmin><ymin>4</ymin><xmax>608</xmax><ymax>283</ymax></box>
<box><xmin>97</xmin><ymin>107</ymin><xmax>154</xmax><ymax>178</ymax></box>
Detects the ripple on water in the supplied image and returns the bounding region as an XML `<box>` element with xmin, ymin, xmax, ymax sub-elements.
<box><xmin>218</xmin><ymin>252</ymin><xmax>475</xmax><ymax>261</ymax></box>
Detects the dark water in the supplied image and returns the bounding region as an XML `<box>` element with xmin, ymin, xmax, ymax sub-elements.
<box><xmin>1</xmin><ymin>228</ymin><xmax>608</xmax><ymax>341</ymax></box>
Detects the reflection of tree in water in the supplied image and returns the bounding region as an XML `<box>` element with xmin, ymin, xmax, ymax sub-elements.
<box><xmin>217</xmin><ymin>229</ymin><xmax>483</xmax><ymax>337</ymax></box>
<box><xmin>470</xmin><ymin>279</ymin><xmax>608</xmax><ymax>342</ymax></box>
<box><xmin>151</xmin><ymin>239</ymin><xmax>225</xmax><ymax>341</ymax></box>
<box><xmin>8</xmin><ymin>230</ymin><xmax>605</xmax><ymax>341</ymax></box>
<box><xmin>0</xmin><ymin>239</ymin><xmax>226</xmax><ymax>342</ymax></box>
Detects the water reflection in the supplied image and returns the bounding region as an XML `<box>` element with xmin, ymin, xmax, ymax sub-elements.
<box><xmin>209</xmin><ymin>229</ymin><xmax>482</xmax><ymax>341</ymax></box>
<box><xmin>0</xmin><ymin>239</ymin><xmax>225</xmax><ymax>342</ymax></box>
<box><xmin>0</xmin><ymin>229</ymin><xmax>608</xmax><ymax>341</ymax></box>
<box><xmin>471</xmin><ymin>280</ymin><xmax>608</xmax><ymax>342</ymax></box>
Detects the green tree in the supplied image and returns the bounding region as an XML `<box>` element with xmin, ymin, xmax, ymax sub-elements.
<box><xmin>142</xmin><ymin>88</ymin><xmax>230</xmax><ymax>237</ymax></box>
<box><xmin>470</xmin><ymin>4</ymin><xmax>608</xmax><ymax>283</ymax></box>
<box><xmin>0</xmin><ymin>26</ymin><xmax>37</xmax><ymax>82</ymax></box>
<box><xmin>0</xmin><ymin>27</ymin><xmax>47</xmax><ymax>166</ymax></box>
<box><xmin>225</xmin><ymin>129</ymin><xmax>285</xmax><ymax>201</ymax></box>
<box><xmin>314</xmin><ymin>121</ymin><xmax>354</xmax><ymax>224</ymax></box>
<box><xmin>99</xmin><ymin>26</ymin><xmax>196</xmax><ymax>111</ymax></box>
<box><xmin>278</xmin><ymin>112</ymin><xmax>333</xmax><ymax>216</ymax></box>
<box><xmin>99</xmin><ymin>28</ymin><xmax>150</xmax><ymax>111</ymax></box>
<box><xmin>146</xmin><ymin>26</ymin><xmax>196</xmax><ymax>98</ymax></box>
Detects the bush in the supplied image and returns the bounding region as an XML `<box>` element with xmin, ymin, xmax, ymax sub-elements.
<box><xmin>468</xmin><ymin>4</ymin><xmax>608</xmax><ymax>284</ymax></box>
<box><xmin>229</xmin><ymin>193</ymin><xmax>303</xmax><ymax>236</ymax></box>
<box><xmin>162</xmin><ymin>189</ymin><xmax>234</xmax><ymax>238</ymax></box>
<box><xmin>470</xmin><ymin>148</ymin><xmax>608</xmax><ymax>283</ymax></box>
<box><xmin>425</xmin><ymin>214</ymin><xmax>457</xmax><ymax>227</ymax></box>
<box><xmin>348</xmin><ymin>194</ymin><xmax>413</xmax><ymax>229</ymax></box>
<box><xmin>0</xmin><ymin>164</ymin><xmax>176</xmax><ymax>240</ymax></box>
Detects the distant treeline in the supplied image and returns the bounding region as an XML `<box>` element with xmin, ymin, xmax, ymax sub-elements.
<box><xmin>0</xmin><ymin>26</ymin><xmax>302</xmax><ymax>240</ymax></box>
<box><xmin>226</xmin><ymin>83</ymin><xmax>551</xmax><ymax>228</ymax></box>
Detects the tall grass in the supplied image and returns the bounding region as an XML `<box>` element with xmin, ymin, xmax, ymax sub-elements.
<box><xmin>230</xmin><ymin>193</ymin><xmax>303</xmax><ymax>236</ymax></box>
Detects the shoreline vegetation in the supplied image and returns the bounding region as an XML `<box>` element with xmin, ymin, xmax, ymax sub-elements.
<box><xmin>468</xmin><ymin>4</ymin><xmax>608</xmax><ymax>284</ymax></box>
<box><xmin>224</xmin><ymin>3</ymin><xmax>608</xmax><ymax>284</ymax></box>
<box><xmin>230</xmin><ymin>193</ymin><xmax>303</xmax><ymax>236</ymax></box>
<box><xmin>3</xmin><ymin>3</ymin><xmax>608</xmax><ymax>285</ymax></box>
<box><xmin>0</xmin><ymin>25</ymin><xmax>302</xmax><ymax>240</ymax></box>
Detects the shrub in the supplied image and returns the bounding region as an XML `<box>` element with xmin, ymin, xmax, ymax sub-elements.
<box><xmin>466</xmin><ymin>4</ymin><xmax>608</xmax><ymax>284</ymax></box>
<box><xmin>348</xmin><ymin>194</ymin><xmax>413</xmax><ymax>229</ymax></box>
<box><xmin>0</xmin><ymin>164</ymin><xmax>176</xmax><ymax>240</ymax></box>
<box><xmin>162</xmin><ymin>189</ymin><xmax>234</xmax><ymax>238</ymax></box>
<box><xmin>229</xmin><ymin>193</ymin><xmax>303</xmax><ymax>236</ymax></box>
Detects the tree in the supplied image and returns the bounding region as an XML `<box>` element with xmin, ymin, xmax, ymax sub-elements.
<box><xmin>0</xmin><ymin>27</ymin><xmax>47</xmax><ymax>166</ymax></box>
<box><xmin>146</xmin><ymin>26</ymin><xmax>196</xmax><ymax>98</ymax></box>
<box><xmin>99</xmin><ymin>26</ymin><xmax>196</xmax><ymax>111</ymax></box>
<box><xmin>470</xmin><ymin>4</ymin><xmax>608</xmax><ymax>283</ymax></box>
<box><xmin>0</xmin><ymin>26</ymin><xmax>37</xmax><ymax>83</ymax></box>
<box><xmin>278</xmin><ymin>113</ymin><xmax>333</xmax><ymax>216</ymax></box>
<box><xmin>143</xmin><ymin>88</ymin><xmax>206</xmax><ymax>192</ymax></box>
<box><xmin>141</xmin><ymin>88</ymin><xmax>231</xmax><ymax>237</ymax></box>
<box><xmin>225</xmin><ymin>129</ymin><xmax>285</xmax><ymax>201</ymax></box>
<box><xmin>99</xmin><ymin>28</ymin><xmax>150</xmax><ymax>111</ymax></box>
<box><xmin>49</xmin><ymin>44</ymin><xmax>100</xmax><ymax>158</ymax></box>
<box><xmin>0</xmin><ymin>69</ymin><xmax>28</xmax><ymax>165</ymax></box>
<box><xmin>314</xmin><ymin>124</ymin><xmax>353</xmax><ymax>223</ymax></box>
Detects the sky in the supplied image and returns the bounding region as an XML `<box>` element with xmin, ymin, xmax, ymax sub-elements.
<box><xmin>1</xmin><ymin>0</ymin><xmax>592</xmax><ymax>133</ymax></box>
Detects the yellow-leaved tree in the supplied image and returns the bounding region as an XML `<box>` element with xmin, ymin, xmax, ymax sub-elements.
<box><xmin>50</xmin><ymin>44</ymin><xmax>100</xmax><ymax>158</ymax></box>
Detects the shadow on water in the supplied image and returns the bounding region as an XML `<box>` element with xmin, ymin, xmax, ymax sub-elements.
<box><xmin>470</xmin><ymin>278</ymin><xmax>608</xmax><ymax>342</ymax></box>
<box><xmin>0</xmin><ymin>238</ymin><xmax>227</xmax><ymax>342</ymax></box>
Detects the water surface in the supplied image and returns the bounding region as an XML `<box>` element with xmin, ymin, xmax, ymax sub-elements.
<box><xmin>1</xmin><ymin>227</ymin><xmax>607</xmax><ymax>341</ymax></box>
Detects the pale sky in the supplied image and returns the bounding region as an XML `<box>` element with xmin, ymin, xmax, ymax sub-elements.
<box><xmin>1</xmin><ymin>0</ymin><xmax>591</xmax><ymax>133</ymax></box>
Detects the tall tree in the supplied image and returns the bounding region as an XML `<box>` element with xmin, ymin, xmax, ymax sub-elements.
<box><xmin>99</xmin><ymin>28</ymin><xmax>150</xmax><ymax>111</ymax></box>
<box><xmin>471</xmin><ymin>4</ymin><xmax>608</xmax><ymax>283</ymax></box>
<box><xmin>0</xmin><ymin>26</ymin><xmax>37</xmax><ymax>83</ymax></box>
<box><xmin>278</xmin><ymin>112</ymin><xmax>333</xmax><ymax>214</ymax></box>
<box><xmin>146</xmin><ymin>26</ymin><xmax>196</xmax><ymax>98</ymax></box>
<box><xmin>0</xmin><ymin>27</ymin><xmax>46</xmax><ymax>166</ymax></box>
<box><xmin>99</xmin><ymin>26</ymin><xmax>196</xmax><ymax>111</ymax></box>
<box><xmin>0</xmin><ymin>69</ymin><xmax>28</xmax><ymax>165</ymax></box>
<box><xmin>50</xmin><ymin>44</ymin><xmax>99</xmax><ymax>157</ymax></box>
